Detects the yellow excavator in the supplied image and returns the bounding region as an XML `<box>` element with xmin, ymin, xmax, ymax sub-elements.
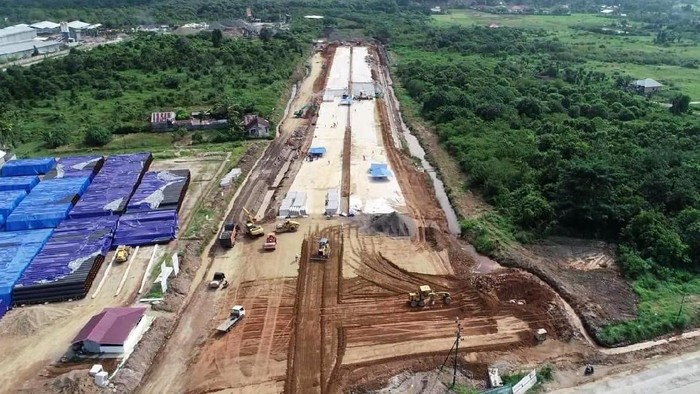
<box><xmin>242</xmin><ymin>207</ymin><xmax>264</xmax><ymax>237</ymax></box>
<box><xmin>275</xmin><ymin>219</ymin><xmax>300</xmax><ymax>233</ymax></box>
<box><xmin>408</xmin><ymin>285</ymin><xmax>451</xmax><ymax>307</ymax></box>
<box><xmin>115</xmin><ymin>245</ymin><xmax>132</xmax><ymax>263</ymax></box>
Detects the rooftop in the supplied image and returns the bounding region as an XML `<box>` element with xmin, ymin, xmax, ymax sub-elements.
<box><xmin>0</xmin><ymin>25</ymin><xmax>36</xmax><ymax>38</ymax></box>
<box><xmin>30</xmin><ymin>21</ymin><xmax>60</xmax><ymax>29</ymax></box>
<box><xmin>72</xmin><ymin>307</ymin><xmax>146</xmax><ymax>345</ymax></box>
<box><xmin>67</xmin><ymin>20</ymin><xmax>91</xmax><ymax>30</ymax></box>
<box><xmin>0</xmin><ymin>40</ymin><xmax>61</xmax><ymax>56</ymax></box>
<box><xmin>634</xmin><ymin>78</ymin><xmax>663</xmax><ymax>88</ymax></box>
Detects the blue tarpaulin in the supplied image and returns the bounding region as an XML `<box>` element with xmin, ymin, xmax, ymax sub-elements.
<box><xmin>45</xmin><ymin>155</ymin><xmax>104</xmax><ymax>180</ymax></box>
<box><xmin>1</xmin><ymin>157</ymin><xmax>56</xmax><ymax>176</ymax></box>
<box><xmin>309</xmin><ymin>147</ymin><xmax>327</xmax><ymax>156</ymax></box>
<box><xmin>4</xmin><ymin>177</ymin><xmax>91</xmax><ymax>230</ymax></box>
<box><xmin>0</xmin><ymin>175</ymin><xmax>40</xmax><ymax>192</ymax></box>
<box><xmin>0</xmin><ymin>229</ymin><xmax>53</xmax><ymax>318</ymax></box>
<box><xmin>112</xmin><ymin>209</ymin><xmax>179</xmax><ymax>246</ymax></box>
<box><xmin>69</xmin><ymin>152</ymin><xmax>152</xmax><ymax>218</ymax></box>
<box><xmin>369</xmin><ymin>163</ymin><xmax>391</xmax><ymax>178</ymax></box>
<box><xmin>126</xmin><ymin>170</ymin><xmax>190</xmax><ymax>212</ymax></box>
<box><xmin>12</xmin><ymin>217</ymin><xmax>118</xmax><ymax>305</ymax></box>
<box><xmin>0</xmin><ymin>190</ymin><xmax>27</xmax><ymax>219</ymax></box>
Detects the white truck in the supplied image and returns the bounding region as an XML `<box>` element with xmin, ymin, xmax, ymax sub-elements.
<box><xmin>217</xmin><ymin>305</ymin><xmax>246</xmax><ymax>333</ymax></box>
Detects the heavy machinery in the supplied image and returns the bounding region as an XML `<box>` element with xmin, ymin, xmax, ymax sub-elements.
<box><xmin>218</xmin><ymin>222</ymin><xmax>240</xmax><ymax>248</ymax></box>
<box><xmin>209</xmin><ymin>272</ymin><xmax>226</xmax><ymax>289</ymax></box>
<box><xmin>242</xmin><ymin>207</ymin><xmax>264</xmax><ymax>237</ymax></box>
<box><xmin>310</xmin><ymin>237</ymin><xmax>330</xmax><ymax>261</ymax></box>
<box><xmin>408</xmin><ymin>285</ymin><xmax>452</xmax><ymax>307</ymax></box>
<box><xmin>217</xmin><ymin>305</ymin><xmax>246</xmax><ymax>333</ymax></box>
<box><xmin>275</xmin><ymin>219</ymin><xmax>300</xmax><ymax>233</ymax></box>
<box><xmin>115</xmin><ymin>245</ymin><xmax>132</xmax><ymax>263</ymax></box>
<box><xmin>263</xmin><ymin>233</ymin><xmax>277</xmax><ymax>250</ymax></box>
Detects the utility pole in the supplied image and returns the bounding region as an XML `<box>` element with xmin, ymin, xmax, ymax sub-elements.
<box><xmin>452</xmin><ymin>317</ymin><xmax>463</xmax><ymax>388</ymax></box>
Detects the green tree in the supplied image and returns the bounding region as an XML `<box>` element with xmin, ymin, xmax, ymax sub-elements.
<box><xmin>84</xmin><ymin>127</ymin><xmax>112</xmax><ymax>147</ymax></box>
<box><xmin>622</xmin><ymin>211</ymin><xmax>690</xmax><ymax>267</ymax></box>
<box><xmin>676</xmin><ymin>208</ymin><xmax>700</xmax><ymax>265</ymax></box>
<box><xmin>42</xmin><ymin>127</ymin><xmax>71</xmax><ymax>148</ymax></box>
<box><xmin>211</xmin><ymin>29</ymin><xmax>223</xmax><ymax>48</ymax></box>
<box><xmin>670</xmin><ymin>93</ymin><xmax>691</xmax><ymax>115</ymax></box>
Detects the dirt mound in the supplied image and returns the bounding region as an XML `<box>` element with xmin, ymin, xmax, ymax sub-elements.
<box><xmin>360</xmin><ymin>212</ymin><xmax>416</xmax><ymax>237</ymax></box>
<box><xmin>49</xmin><ymin>370</ymin><xmax>103</xmax><ymax>394</ymax></box>
<box><xmin>0</xmin><ymin>305</ymin><xmax>72</xmax><ymax>336</ymax></box>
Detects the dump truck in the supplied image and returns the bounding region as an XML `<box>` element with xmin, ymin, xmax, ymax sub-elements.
<box><xmin>275</xmin><ymin>219</ymin><xmax>300</xmax><ymax>233</ymax></box>
<box><xmin>217</xmin><ymin>305</ymin><xmax>246</xmax><ymax>333</ymax></box>
<box><xmin>408</xmin><ymin>285</ymin><xmax>451</xmax><ymax>307</ymax></box>
<box><xmin>263</xmin><ymin>233</ymin><xmax>277</xmax><ymax>250</ymax></box>
<box><xmin>218</xmin><ymin>222</ymin><xmax>239</xmax><ymax>248</ymax></box>
<box><xmin>115</xmin><ymin>245</ymin><xmax>132</xmax><ymax>263</ymax></box>
<box><xmin>310</xmin><ymin>237</ymin><xmax>330</xmax><ymax>261</ymax></box>
<box><xmin>242</xmin><ymin>207</ymin><xmax>264</xmax><ymax>237</ymax></box>
<box><xmin>209</xmin><ymin>272</ymin><xmax>226</xmax><ymax>289</ymax></box>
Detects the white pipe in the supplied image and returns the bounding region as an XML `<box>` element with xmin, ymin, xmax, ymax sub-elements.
<box><xmin>91</xmin><ymin>251</ymin><xmax>117</xmax><ymax>299</ymax></box>
<box><xmin>138</xmin><ymin>245</ymin><xmax>159</xmax><ymax>294</ymax></box>
<box><xmin>114</xmin><ymin>245</ymin><xmax>140</xmax><ymax>296</ymax></box>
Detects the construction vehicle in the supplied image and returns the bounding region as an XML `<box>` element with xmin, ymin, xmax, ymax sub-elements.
<box><xmin>275</xmin><ymin>219</ymin><xmax>300</xmax><ymax>233</ymax></box>
<box><xmin>242</xmin><ymin>207</ymin><xmax>264</xmax><ymax>237</ymax></box>
<box><xmin>584</xmin><ymin>364</ymin><xmax>594</xmax><ymax>376</ymax></box>
<box><xmin>209</xmin><ymin>272</ymin><xmax>226</xmax><ymax>289</ymax></box>
<box><xmin>115</xmin><ymin>245</ymin><xmax>132</xmax><ymax>263</ymax></box>
<box><xmin>354</xmin><ymin>90</ymin><xmax>373</xmax><ymax>100</ymax></box>
<box><xmin>218</xmin><ymin>222</ymin><xmax>240</xmax><ymax>248</ymax></box>
<box><xmin>310</xmin><ymin>237</ymin><xmax>330</xmax><ymax>261</ymax></box>
<box><xmin>263</xmin><ymin>233</ymin><xmax>277</xmax><ymax>250</ymax></box>
<box><xmin>408</xmin><ymin>285</ymin><xmax>452</xmax><ymax>307</ymax></box>
<box><xmin>217</xmin><ymin>305</ymin><xmax>246</xmax><ymax>333</ymax></box>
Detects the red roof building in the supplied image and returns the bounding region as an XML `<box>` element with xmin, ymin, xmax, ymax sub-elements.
<box><xmin>72</xmin><ymin>307</ymin><xmax>147</xmax><ymax>354</ymax></box>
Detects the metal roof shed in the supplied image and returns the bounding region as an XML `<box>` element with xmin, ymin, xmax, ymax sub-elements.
<box><xmin>309</xmin><ymin>147</ymin><xmax>327</xmax><ymax>157</ymax></box>
<box><xmin>72</xmin><ymin>307</ymin><xmax>147</xmax><ymax>354</ymax></box>
<box><xmin>369</xmin><ymin>163</ymin><xmax>391</xmax><ymax>178</ymax></box>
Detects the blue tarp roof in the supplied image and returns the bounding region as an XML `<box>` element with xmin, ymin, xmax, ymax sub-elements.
<box><xmin>5</xmin><ymin>177</ymin><xmax>91</xmax><ymax>230</ymax></box>
<box><xmin>369</xmin><ymin>163</ymin><xmax>391</xmax><ymax>178</ymax></box>
<box><xmin>0</xmin><ymin>190</ymin><xmax>27</xmax><ymax>219</ymax></box>
<box><xmin>1</xmin><ymin>157</ymin><xmax>56</xmax><ymax>177</ymax></box>
<box><xmin>0</xmin><ymin>229</ymin><xmax>53</xmax><ymax>318</ymax></box>
<box><xmin>0</xmin><ymin>175</ymin><xmax>40</xmax><ymax>192</ymax></box>
<box><xmin>309</xmin><ymin>147</ymin><xmax>327</xmax><ymax>155</ymax></box>
<box><xmin>112</xmin><ymin>209</ymin><xmax>179</xmax><ymax>246</ymax></box>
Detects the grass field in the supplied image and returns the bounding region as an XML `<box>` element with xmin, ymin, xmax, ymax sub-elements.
<box><xmin>433</xmin><ymin>10</ymin><xmax>700</xmax><ymax>100</ymax></box>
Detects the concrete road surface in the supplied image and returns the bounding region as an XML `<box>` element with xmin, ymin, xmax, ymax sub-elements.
<box><xmin>552</xmin><ymin>349</ymin><xmax>700</xmax><ymax>393</ymax></box>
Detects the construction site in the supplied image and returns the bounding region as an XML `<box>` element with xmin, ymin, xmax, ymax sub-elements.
<box><xmin>0</xmin><ymin>43</ymin><xmax>650</xmax><ymax>394</ymax></box>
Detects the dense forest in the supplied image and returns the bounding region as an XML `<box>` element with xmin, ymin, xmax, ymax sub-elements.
<box><xmin>0</xmin><ymin>30</ymin><xmax>307</xmax><ymax>148</ymax></box>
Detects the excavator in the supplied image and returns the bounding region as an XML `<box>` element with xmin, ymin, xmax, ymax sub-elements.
<box><xmin>275</xmin><ymin>219</ymin><xmax>300</xmax><ymax>233</ymax></box>
<box><xmin>242</xmin><ymin>207</ymin><xmax>264</xmax><ymax>237</ymax></box>
<box><xmin>408</xmin><ymin>285</ymin><xmax>451</xmax><ymax>307</ymax></box>
<box><xmin>310</xmin><ymin>237</ymin><xmax>330</xmax><ymax>261</ymax></box>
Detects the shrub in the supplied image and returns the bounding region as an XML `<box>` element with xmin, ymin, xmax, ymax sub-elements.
<box><xmin>84</xmin><ymin>127</ymin><xmax>113</xmax><ymax>146</ymax></box>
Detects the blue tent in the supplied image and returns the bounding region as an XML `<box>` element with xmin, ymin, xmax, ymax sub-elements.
<box><xmin>369</xmin><ymin>163</ymin><xmax>391</xmax><ymax>178</ymax></box>
<box><xmin>309</xmin><ymin>147</ymin><xmax>327</xmax><ymax>157</ymax></box>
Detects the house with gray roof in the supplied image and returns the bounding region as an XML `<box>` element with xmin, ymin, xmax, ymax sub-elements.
<box><xmin>632</xmin><ymin>78</ymin><xmax>663</xmax><ymax>94</ymax></box>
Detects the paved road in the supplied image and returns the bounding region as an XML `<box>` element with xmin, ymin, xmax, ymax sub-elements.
<box><xmin>552</xmin><ymin>349</ymin><xmax>700</xmax><ymax>393</ymax></box>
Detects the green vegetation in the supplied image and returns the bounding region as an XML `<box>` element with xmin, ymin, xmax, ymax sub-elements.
<box><xmin>0</xmin><ymin>31</ymin><xmax>306</xmax><ymax>152</ymax></box>
<box><xmin>502</xmin><ymin>364</ymin><xmax>554</xmax><ymax>392</ymax></box>
<box><xmin>386</xmin><ymin>5</ymin><xmax>700</xmax><ymax>345</ymax></box>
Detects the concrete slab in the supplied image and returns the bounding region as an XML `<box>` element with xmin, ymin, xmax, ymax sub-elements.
<box><xmin>326</xmin><ymin>46</ymin><xmax>351</xmax><ymax>91</ymax></box>
<box><xmin>351</xmin><ymin>47</ymin><xmax>372</xmax><ymax>83</ymax></box>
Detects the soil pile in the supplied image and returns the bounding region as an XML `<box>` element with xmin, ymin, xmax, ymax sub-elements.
<box><xmin>49</xmin><ymin>370</ymin><xmax>102</xmax><ymax>394</ymax></box>
<box><xmin>360</xmin><ymin>212</ymin><xmax>415</xmax><ymax>237</ymax></box>
<box><xmin>0</xmin><ymin>306</ymin><xmax>71</xmax><ymax>336</ymax></box>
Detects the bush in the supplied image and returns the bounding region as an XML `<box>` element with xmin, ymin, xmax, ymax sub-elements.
<box><xmin>191</xmin><ymin>132</ymin><xmax>205</xmax><ymax>144</ymax></box>
<box><xmin>42</xmin><ymin>128</ymin><xmax>71</xmax><ymax>148</ymax></box>
<box><xmin>84</xmin><ymin>127</ymin><xmax>113</xmax><ymax>146</ymax></box>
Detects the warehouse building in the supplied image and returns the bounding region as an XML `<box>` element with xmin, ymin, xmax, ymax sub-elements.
<box><xmin>29</xmin><ymin>21</ymin><xmax>60</xmax><ymax>35</ymax></box>
<box><xmin>0</xmin><ymin>24</ymin><xmax>61</xmax><ymax>63</ymax></box>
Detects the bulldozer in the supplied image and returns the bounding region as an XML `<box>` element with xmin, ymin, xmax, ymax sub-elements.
<box><xmin>115</xmin><ymin>245</ymin><xmax>132</xmax><ymax>263</ymax></box>
<box><xmin>408</xmin><ymin>285</ymin><xmax>451</xmax><ymax>307</ymax></box>
<box><xmin>310</xmin><ymin>237</ymin><xmax>330</xmax><ymax>261</ymax></box>
<box><xmin>275</xmin><ymin>219</ymin><xmax>300</xmax><ymax>233</ymax></box>
<box><xmin>242</xmin><ymin>207</ymin><xmax>264</xmax><ymax>237</ymax></box>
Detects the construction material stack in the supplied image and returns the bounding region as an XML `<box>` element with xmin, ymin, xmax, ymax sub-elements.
<box><xmin>0</xmin><ymin>157</ymin><xmax>56</xmax><ymax>176</ymax></box>
<box><xmin>126</xmin><ymin>169</ymin><xmax>190</xmax><ymax>213</ymax></box>
<box><xmin>12</xmin><ymin>216</ymin><xmax>118</xmax><ymax>305</ymax></box>
<box><xmin>44</xmin><ymin>155</ymin><xmax>104</xmax><ymax>180</ymax></box>
<box><xmin>0</xmin><ymin>229</ymin><xmax>53</xmax><ymax>318</ymax></box>
<box><xmin>4</xmin><ymin>177</ymin><xmax>91</xmax><ymax>230</ymax></box>
<box><xmin>69</xmin><ymin>152</ymin><xmax>152</xmax><ymax>219</ymax></box>
<box><xmin>112</xmin><ymin>210</ymin><xmax>179</xmax><ymax>246</ymax></box>
<box><xmin>0</xmin><ymin>190</ymin><xmax>26</xmax><ymax>229</ymax></box>
<box><xmin>325</xmin><ymin>188</ymin><xmax>339</xmax><ymax>217</ymax></box>
<box><xmin>278</xmin><ymin>191</ymin><xmax>308</xmax><ymax>218</ymax></box>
